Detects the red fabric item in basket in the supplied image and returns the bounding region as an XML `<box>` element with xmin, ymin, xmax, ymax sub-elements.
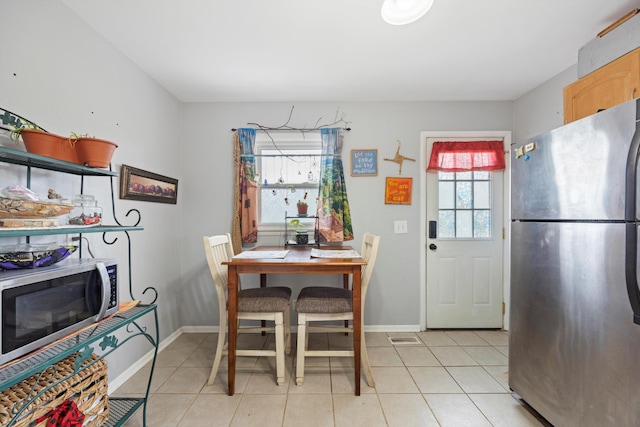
<box><xmin>35</xmin><ymin>398</ymin><xmax>85</xmax><ymax>427</ymax></box>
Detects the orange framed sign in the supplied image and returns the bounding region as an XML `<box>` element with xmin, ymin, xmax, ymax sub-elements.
<box><xmin>384</xmin><ymin>177</ymin><xmax>412</xmax><ymax>205</ymax></box>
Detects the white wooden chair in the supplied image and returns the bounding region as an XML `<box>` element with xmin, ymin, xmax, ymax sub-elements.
<box><xmin>203</xmin><ymin>233</ymin><xmax>292</xmax><ymax>386</ymax></box>
<box><xmin>295</xmin><ymin>232</ymin><xmax>381</xmax><ymax>387</ymax></box>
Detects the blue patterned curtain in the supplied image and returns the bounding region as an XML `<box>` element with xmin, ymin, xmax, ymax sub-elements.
<box><xmin>233</xmin><ymin>128</ymin><xmax>258</xmax><ymax>245</ymax></box>
<box><xmin>317</xmin><ymin>128</ymin><xmax>353</xmax><ymax>242</ymax></box>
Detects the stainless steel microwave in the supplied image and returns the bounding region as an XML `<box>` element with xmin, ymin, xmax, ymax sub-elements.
<box><xmin>0</xmin><ymin>258</ymin><xmax>119</xmax><ymax>365</ymax></box>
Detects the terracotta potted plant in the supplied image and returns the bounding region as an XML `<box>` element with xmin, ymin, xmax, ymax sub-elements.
<box><xmin>10</xmin><ymin>121</ymin><xmax>78</xmax><ymax>163</ymax></box>
<box><xmin>71</xmin><ymin>133</ymin><xmax>118</xmax><ymax>168</ymax></box>
<box><xmin>296</xmin><ymin>200</ymin><xmax>308</xmax><ymax>216</ymax></box>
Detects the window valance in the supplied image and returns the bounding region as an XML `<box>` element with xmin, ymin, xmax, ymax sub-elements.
<box><xmin>426</xmin><ymin>140</ymin><xmax>505</xmax><ymax>172</ymax></box>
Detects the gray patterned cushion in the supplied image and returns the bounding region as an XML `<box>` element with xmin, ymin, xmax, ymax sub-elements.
<box><xmin>238</xmin><ymin>286</ymin><xmax>291</xmax><ymax>312</ymax></box>
<box><xmin>295</xmin><ymin>286</ymin><xmax>353</xmax><ymax>313</ymax></box>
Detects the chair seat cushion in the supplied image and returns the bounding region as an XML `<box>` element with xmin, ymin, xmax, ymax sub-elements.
<box><xmin>295</xmin><ymin>286</ymin><xmax>353</xmax><ymax>313</ymax></box>
<box><xmin>238</xmin><ymin>286</ymin><xmax>292</xmax><ymax>312</ymax></box>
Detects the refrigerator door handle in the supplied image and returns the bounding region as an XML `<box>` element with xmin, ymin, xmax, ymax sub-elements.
<box><xmin>625</xmin><ymin>224</ymin><xmax>640</xmax><ymax>325</ymax></box>
<box><xmin>625</xmin><ymin>119</ymin><xmax>640</xmax><ymax>325</ymax></box>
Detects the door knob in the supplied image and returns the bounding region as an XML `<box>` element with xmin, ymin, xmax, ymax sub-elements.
<box><xmin>429</xmin><ymin>243</ymin><xmax>437</xmax><ymax>251</ymax></box>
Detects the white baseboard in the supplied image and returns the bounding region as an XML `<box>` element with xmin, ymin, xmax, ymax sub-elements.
<box><xmin>108</xmin><ymin>327</ymin><xmax>183</xmax><ymax>393</ymax></box>
<box><xmin>181</xmin><ymin>325</ymin><xmax>218</xmax><ymax>333</ymax></box>
<box><xmin>364</xmin><ymin>325</ymin><xmax>421</xmax><ymax>332</ymax></box>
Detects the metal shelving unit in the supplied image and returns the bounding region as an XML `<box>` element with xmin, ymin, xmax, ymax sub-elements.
<box><xmin>0</xmin><ymin>145</ymin><xmax>118</xmax><ymax>176</ymax></box>
<box><xmin>0</xmin><ymin>224</ymin><xmax>143</xmax><ymax>238</ymax></box>
<box><xmin>0</xmin><ymin>145</ymin><xmax>158</xmax><ymax>426</ymax></box>
<box><xmin>0</xmin><ymin>305</ymin><xmax>159</xmax><ymax>427</ymax></box>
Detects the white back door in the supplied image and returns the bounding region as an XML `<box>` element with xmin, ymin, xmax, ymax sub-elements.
<box><xmin>425</xmin><ymin>136</ymin><xmax>505</xmax><ymax>328</ymax></box>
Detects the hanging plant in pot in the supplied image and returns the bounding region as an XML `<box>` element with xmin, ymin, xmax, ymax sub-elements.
<box><xmin>70</xmin><ymin>133</ymin><xmax>118</xmax><ymax>168</ymax></box>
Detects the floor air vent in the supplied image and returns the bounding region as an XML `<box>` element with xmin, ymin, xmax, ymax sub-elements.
<box><xmin>388</xmin><ymin>337</ymin><xmax>421</xmax><ymax>345</ymax></box>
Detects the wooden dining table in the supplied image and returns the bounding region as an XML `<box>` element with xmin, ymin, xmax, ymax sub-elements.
<box><xmin>223</xmin><ymin>245</ymin><xmax>367</xmax><ymax>396</ymax></box>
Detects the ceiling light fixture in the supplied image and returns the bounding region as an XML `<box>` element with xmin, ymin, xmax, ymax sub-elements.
<box><xmin>381</xmin><ymin>0</ymin><xmax>434</xmax><ymax>25</ymax></box>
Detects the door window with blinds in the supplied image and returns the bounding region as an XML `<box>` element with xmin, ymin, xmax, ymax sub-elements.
<box><xmin>256</xmin><ymin>135</ymin><xmax>321</xmax><ymax>226</ymax></box>
<box><xmin>437</xmin><ymin>171</ymin><xmax>492</xmax><ymax>239</ymax></box>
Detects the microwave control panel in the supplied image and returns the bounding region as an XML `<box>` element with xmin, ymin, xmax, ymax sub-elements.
<box><xmin>106</xmin><ymin>264</ymin><xmax>119</xmax><ymax>309</ymax></box>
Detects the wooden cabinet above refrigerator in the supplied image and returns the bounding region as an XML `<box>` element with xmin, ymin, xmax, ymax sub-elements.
<box><xmin>563</xmin><ymin>47</ymin><xmax>640</xmax><ymax>124</ymax></box>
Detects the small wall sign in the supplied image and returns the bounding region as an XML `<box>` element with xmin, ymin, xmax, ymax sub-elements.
<box><xmin>385</xmin><ymin>177</ymin><xmax>413</xmax><ymax>205</ymax></box>
<box><xmin>350</xmin><ymin>149</ymin><xmax>378</xmax><ymax>176</ymax></box>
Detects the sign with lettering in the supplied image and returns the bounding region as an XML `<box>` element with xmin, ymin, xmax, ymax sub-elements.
<box><xmin>350</xmin><ymin>149</ymin><xmax>378</xmax><ymax>176</ymax></box>
<box><xmin>385</xmin><ymin>177</ymin><xmax>413</xmax><ymax>205</ymax></box>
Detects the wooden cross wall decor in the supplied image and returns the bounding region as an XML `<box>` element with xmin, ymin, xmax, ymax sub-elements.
<box><xmin>383</xmin><ymin>140</ymin><xmax>415</xmax><ymax>175</ymax></box>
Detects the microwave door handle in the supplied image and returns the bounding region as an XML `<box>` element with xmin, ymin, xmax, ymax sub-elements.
<box><xmin>94</xmin><ymin>262</ymin><xmax>111</xmax><ymax>321</ymax></box>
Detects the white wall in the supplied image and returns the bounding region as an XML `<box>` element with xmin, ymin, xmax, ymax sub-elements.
<box><xmin>513</xmin><ymin>64</ymin><xmax>577</xmax><ymax>142</ymax></box>
<box><xmin>0</xmin><ymin>1</ymin><xmax>182</xmax><ymax>380</ymax></box>
<box><xmin>180</xmin><ymin>102</ymin><xmax>513</xmax><ymax>331</ymax></box>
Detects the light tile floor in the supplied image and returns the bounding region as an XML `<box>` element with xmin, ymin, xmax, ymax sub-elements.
<box><xmin>117</xmin><ymin>330</ymin><xmax>551</xmax><ymax>426</ymax></box>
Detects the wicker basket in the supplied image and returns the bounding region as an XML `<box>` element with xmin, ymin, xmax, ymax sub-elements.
<box><xmin>0</xmin><ymin>354</ymin><xmax>109</xmax><ymax>427</ymax></box>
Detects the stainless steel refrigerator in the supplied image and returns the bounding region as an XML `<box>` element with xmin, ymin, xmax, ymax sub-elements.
<box><xmin>510</xmin><ymin>98</ymin><xmax>640</xmax><ymax>426</ymax></box>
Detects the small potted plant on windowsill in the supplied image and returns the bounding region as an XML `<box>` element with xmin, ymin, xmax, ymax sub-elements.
<box><xmin>289</xmin><ymin>219</ymin><xmax>309</xmax><ymax>244</ymax></box>
<box><xmin>296</xmin><ymin>200</ymin><xmax>308</xmax><ymax>216</ymax></box>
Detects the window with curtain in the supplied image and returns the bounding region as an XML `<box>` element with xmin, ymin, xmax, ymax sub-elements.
<box><xmin>233</xmin><ymin>128</ymin><xmax>353</xmax><ymax>244</ymax></box>
<box><xmin>255</xmin><ymin>135</ymin><xmax>322</xmax><ymax>225</ymax></box>
<box><xmin>427</xmin><ymin>140</ymin><xmax>504</xmax><ymax>240</ymax></box>
<box><xmin>427</xmin><ymin>140</ymin><xmax>505</xmax><ymax>172</ymax></box>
